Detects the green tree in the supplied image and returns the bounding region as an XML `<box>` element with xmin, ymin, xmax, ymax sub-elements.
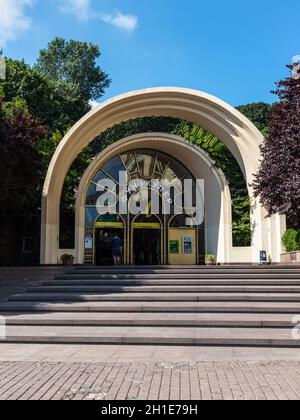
<box><xmin>2</xmin><ymin>58</ymin><xmax>83</xmax><ymax>132</ymax></box>
<box><xmin>282</xmin><ymin>229</ymin><xmax>300</xmax><ymax>252</ymax></box>
<box><xmin>0</xmin><ymin>98</ymin><xmax>47</xmax><ymax>214</ymax></box>
<box><xmin>0</xmin><ymin>97</ymin><xmax>48</xmax><ymax>265</ymax></box>
<box><xmin>236</xmin><ymin>102</ymin><xmax>272</xmax><ymax>136</ymax></box>
<box><xmin>35</xmin><ymin>37</ymin><xmax>111</xmax><ymax>102</ymax></box>
<box><xmin>1</xmin><ymin>39</ymin><xmax>110</xmax><ymax>132</ymax></box>
<box><xmin>1</xmin><ymin>96</ymin><xmax>29</xmax><ymax>119</ymax></box>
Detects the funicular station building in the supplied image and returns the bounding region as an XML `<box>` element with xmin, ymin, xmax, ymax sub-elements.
<box><xmin>40</xmin><ymin>88</ymin><xmax>286</xmax><ymax>266</ymax></box>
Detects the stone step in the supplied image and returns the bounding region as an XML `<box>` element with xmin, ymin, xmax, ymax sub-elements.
<box><xmin>56</xmin><ymin>273</ymin><xmax>300</xmax><ymax>280</ymax></box>
<box><xmin>74</xmin><ymin>265</ymin><xmax>300</xmax><ymax>272</ymax></box>
<box><xmin>3</xmin><ymin>325</ymin><xmax>300</xmax><ymax>347</ymax></box>
<box><xmin>68</xmin><ymin>268</ymin><xmax>300</xmax><ymax>274</ymax></box>
<box><xmin>9</xmin><ymin>292</ymin><xmax>300</xmax><ymax>302</ymax></box>
<box><xmin>42</xmin><ymin>279</ymin><xmax>300</xmax><ymax>286</ymax></box>
<box><xmin>1</xmin><ymin>301</ymin><xmax>300</xmax><ymax>313</ymax></box>
<box><xmin>27</xmin><ymin>285</ymin><xmax>300</xmax><ymax>294</ymax></box>
<box><xmin>1</xmin><ymin>312</ymin><xmax>295</xmax><ymax>328</ymax></box>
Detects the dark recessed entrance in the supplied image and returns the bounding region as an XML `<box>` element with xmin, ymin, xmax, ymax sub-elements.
<box><xmin>95</xmin><ymin>228</ymin><xmax>124</xmax><ymax>266</ymax></box>
<box><xmin>133</xmin><ymin>228</ymin><xmax>161</xmax><ymax>265</ymax></box>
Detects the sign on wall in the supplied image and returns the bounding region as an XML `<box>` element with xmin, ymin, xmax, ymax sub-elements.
<box><xmin>85</xmin><ymin>235</ymin><xmax>93</xmax><ymax>250</ymax></box>
<box><xmin>170</xmin><ymin>240</ymin><xmax>180</xmax><ymax>254</ymax></box>
<box><xmin>182</xmin><ymin>237</ymin><xmax>193</xmax><ymax>254</ymax></box>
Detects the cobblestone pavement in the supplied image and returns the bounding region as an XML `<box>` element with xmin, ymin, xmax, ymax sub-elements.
<box><xmin>0</xmin><ymin>360</ymin><xmax>299</xmax><ymax>400</ymax></box>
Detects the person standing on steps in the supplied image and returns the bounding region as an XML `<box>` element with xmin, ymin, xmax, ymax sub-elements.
<box><xmin>111</xmin><ymin>233</ymin><xmax>123</xmax><ymax>265</ymax></box>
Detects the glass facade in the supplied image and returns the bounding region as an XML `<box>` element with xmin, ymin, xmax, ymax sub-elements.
<box><xmin>85</xmin><ymin>149</ymin><xmax>205</xmax><ymax>265</ymax></box>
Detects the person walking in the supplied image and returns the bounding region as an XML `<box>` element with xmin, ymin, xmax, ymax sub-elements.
<box><xmin>111</xmin><ymin>233</ymin><xmax>123</xmax><ymax>265</ymax></box>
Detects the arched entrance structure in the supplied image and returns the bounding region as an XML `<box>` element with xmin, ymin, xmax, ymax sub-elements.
<box><xmin>41</xmin><ymin>87</ymin><xmax>286</xmax><ymax>264</ymax></box>
<box><xmin>76</xmin><ymin>133</ymin><xmax>232</xmax><ymax>265</ymax></box>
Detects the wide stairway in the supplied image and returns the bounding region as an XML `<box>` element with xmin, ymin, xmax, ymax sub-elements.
<box><xmin>1</xmin><ymin>265</ymin><xmax>300</xmax><ymax>347</ymax></box>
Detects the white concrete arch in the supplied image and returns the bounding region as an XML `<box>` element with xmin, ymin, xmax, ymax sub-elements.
<box><xmin>41</xmin><ymin>87</ymin><xmax>285</xmax><ymax>264</ymax></box>
<box><xmin>75</xmin><ymin>133</ymin><xmax>233</xmax><ymax>264</ymax></box>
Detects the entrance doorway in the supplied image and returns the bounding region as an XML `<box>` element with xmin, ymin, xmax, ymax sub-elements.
<box><xmin>95</xmin><ymin>228</ymin><xmax>124</xmax><ymax>266</ymax></box>
<box><xmin>83</xmin><ymin>149</ymin><xmax>205</xmax><ymax>266</ymax></box>
<box><xmin>132</xmin><ymin>215</ymin><xmax>162</xmax><ymax>265</ymax></box>
<box><xmin>133</xmin><ymin>228</ymin><xmax>161</xmax><ymax>265</ymax></box>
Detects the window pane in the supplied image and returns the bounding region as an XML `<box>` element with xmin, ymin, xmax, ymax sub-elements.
<box><xmin>161</xmin><ymin>167</ymin><xmax>180</xmax><ymax>187</ymax></box>
<box><xmin>92</xmin><ymin>169</ymin><xmax>108</xmax><ymax>184</ymax></box>
<box><xmin>156</xmin><ymin>154</ymin><xmax>170</xmax><ymax>175</ymax></box>
<box><xmin>136</xmin><ymin>151</ymin><xmax>157</xmax><ymax>179</ymax></box>
<box><xmin>170</xmin><ymin>214</ymin><xmax>193</xmax><ymax>228</ymax></box>
<box><xmin>86</xmin><ymin>170</ymin><xmax>109</xmax><ymax>205</ymax></box>
<box><xmin>130</xmin><ymin>172</ymin><xmax>141</xmax><ymax>180</ymax></box>
<box><xmin>134</xmin><ymin>214</ymin><xmax>161</xmax><ymax>225</ymax></box>
<box><xmin>85</xmin><ymin>149</ymin><xmax>196</xmax><ymax>218</ymax></box>
<box><xmin>168</xmin><ymin>158</ymin><xmax>188</xmax><ymax>180</ymax></box>
<box><xmin>121</xmin><ymin>151</ymin><xmax>138</xmax><ymax>174</ymax></box>
<box><xmin>85</xmin><ymin>207</ymin><xmax>98</xmax><ymax>227</ymax></box>
<box><xmin>102</xmin><ymin>156</ymin><xmax>126</xmax><ymax>182</ymax></box>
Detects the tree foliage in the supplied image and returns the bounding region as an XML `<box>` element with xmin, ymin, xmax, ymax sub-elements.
<box><xmin>0</xmin><ymin>98</ymin><xmax>48</xmax><ymax>265</ymax></box>
<box><xmin>0</xmin><ymin>37</ymin><xmax>112</xmax><ymax>262</ymax></box>
<box><xmin>1</xmin><ymin>39</ymin><xmax>110</xmax><ymax>133</ymax></box>
<box><xmin>174</xmin><ymin>122</ymin><xmax>251</xmax><ymax>246</ymax></box>
<box><xmin>253</xmin><ymin>65</ymin><xmax>300</xmax><ymax>226</ymax></box>
<box><xmin>0</xmin><ymin>98</ymin><xmax>48</xmax><ymax>216</ymax></box>
<box><xmin>236</xmin><ymin>102</ymin><xmax>271</xmax><ymax>136</ymax></box>
<box><xmin>282</xmin><ymin>228</ymin><xmax>300</xmax><ymax>252</ymax></box>
<box><xmin>2</xmin><ymin>58</ymin><xmax>83</xmax><ymax>132</ymax></box>
<box><xmin>91</xmin><ymin>117</ymin><xmax>180</xmax><ymax>154</ymax></box>
<box><xmin>0</xmin><ymin>37</ymin><xmax>111</xmax><ymax>209</ymax></box>
<box><xmin>35</xmin><ymin>37</ymin><xmax>111</xmax><ymax>102</ymax></box>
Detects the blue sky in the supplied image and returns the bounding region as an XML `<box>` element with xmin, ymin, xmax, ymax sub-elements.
<box><xmin>1</xmin><ymin>0</ymin><xmax>299</xmax><ymax>106</ymax></box>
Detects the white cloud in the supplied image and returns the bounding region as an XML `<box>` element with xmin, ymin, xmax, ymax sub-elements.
<box><xmin>60</xmin><ymin>0</ymin><xmax>91</xmax><ymax>22</ymax></box>
<box><xmin>101</xmin><ymin>12</ymin><xmax>138</xmax><ymax>32</ymax></box>
<box><xmin>60</xmin><ymin>0</ymin><xmax>138</xmax><ymax>32</ymax></box>
<box><xmin>0</xmin><ymin>0</ymin><xmax>34</xmax><ymax>48</ymax></box>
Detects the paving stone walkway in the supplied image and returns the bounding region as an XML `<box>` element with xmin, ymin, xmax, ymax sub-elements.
<box><xmin>0</xmin><ymin>360</ymin><xmax>299</xmax><ymax>400</ymax></box>
<box><xmin>1</xmin><ymin>268</ymin><xmax>300</xmax><ymax>400</ymax></box>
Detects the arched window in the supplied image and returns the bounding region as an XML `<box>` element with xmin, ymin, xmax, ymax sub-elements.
<box><xmin>85</xmin><ymin>149</ymin><xmax>197</xmax><ymax>218</ymax></box>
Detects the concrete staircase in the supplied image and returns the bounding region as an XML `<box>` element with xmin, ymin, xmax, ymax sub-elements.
<box><xmin>1</xmin><ymin>265</ymin><xmax>300</xmax><ymax>347</ymax></box>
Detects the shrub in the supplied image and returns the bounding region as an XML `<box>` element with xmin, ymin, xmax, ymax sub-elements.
<box><xmin>282</xmin><ymin>229</ymin><xmax>300</xmax><ymax>252</ymax></box>
<box><xmin>60</xmin><ymin>254</ymin><xmax>75</xmax><ymax>265</ymax></box>
<box><xmin>205</xmin><ymin>254</ymin><xmax>217</xmax><ymax>265</ymax></box>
